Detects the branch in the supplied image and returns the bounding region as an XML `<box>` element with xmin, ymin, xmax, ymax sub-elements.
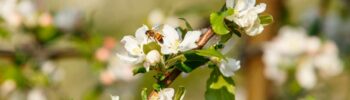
<box><xmin>148</xmin><ymin>27</ymin><xmax>214</xmax><ymax>99</ymax></box>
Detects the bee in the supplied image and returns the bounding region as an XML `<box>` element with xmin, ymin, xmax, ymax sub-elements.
<box><xmin>145</xmin><ymin>26</ymin><xmax>164</xmax><ymax>43</ymax></box>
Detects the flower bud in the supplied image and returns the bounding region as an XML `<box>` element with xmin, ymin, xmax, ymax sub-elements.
<box><xmin>146</xmin><ymin>50</ymin><xmax>161</xmax><ymax>66</ymax></box>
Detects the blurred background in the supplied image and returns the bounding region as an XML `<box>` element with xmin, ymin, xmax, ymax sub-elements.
<box><xmin>0</xmin><ymin>0</ymin><xmax>349</xmax><ymax>100</ymax></box>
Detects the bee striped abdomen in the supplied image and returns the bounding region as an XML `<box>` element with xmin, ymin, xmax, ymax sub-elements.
<box><xmin>145</xmin><ymin>30</ymin><xmax>164</xmax><ymax>43</ymax></box>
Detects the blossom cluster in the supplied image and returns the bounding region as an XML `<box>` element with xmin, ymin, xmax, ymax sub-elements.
<box><xmin>113</xmin><ymin>0</ymin><xmax>273</xmax><ymax>99</ymax></box>
<box><xmin>263</xmin><ymin>26</ymin><xmax>343</xmax><ymax>89</ymax></box>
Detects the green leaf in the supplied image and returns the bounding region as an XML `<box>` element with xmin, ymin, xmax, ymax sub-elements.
<box><xmin>153</xmin><ymin>83</ymin><xmax>166</xmax><ymax>92</ymax></box>
<box><xmin>210</xmin><ymin>8</ymin><xmax>234</xmax><ymax>35</ymax></box>
<box><xmin>174</xmin><ymin>86</ymin><xmax>186</xmax><ymax>100</ymax></box>
<box><xmin>37</xmin><ymin>26</ymin><xmax>59</xmax><ymax>43</ymax></box>
<box><xmin>195</xmin><ymin>48</ymin><xmax>225</xmax><ymax>59</ymax></box>
<box><xmin>0</xmin><ymin>27</ymin><xmax>9</xmax><ymax>37</ymax></box>
<box><xmin>175</xmin><ymin>62</ymin><xmax>194</xmax><ymax>73</ymax></box>
<box><xmin>176</xmin><ymin>27</ymin><xmax>187</xmax><ymax>39</ymax></box>
<box><xmin>259</xmin><ymin>14</ymin><xmax>273</xmax><ymax>26</ymax></box>
<box><xmin>141</xmin><ymin>88</ymin><xmax>148</xmax><ymax>100</ymax></box>
<box><xmin>143</xmin><ymin>42</ymin><xmax>161</xmax><ymax>54</ymax></box>
<box><xmin>175</xmin><ymin>52</ymin><xmax>209</xmax><ymax>73</ymax></box>
<box><xmin>219</xmin><ymin>33</ymin><xmax>233</xmax><ymax>43</ymax></box>
<box><xmin>205</xmin><ymin>67</ymin><xmax>235</xmax><ymax>100</ymax></box>
<box><xmin>132</xmin><ymin>66</ymin><xmax>147</xmax><ymax>75</ymax></box>
<box><xmin>179</xmin><ymin>18</ymin><xmax>193</xmax><ymax>31</ymax></box>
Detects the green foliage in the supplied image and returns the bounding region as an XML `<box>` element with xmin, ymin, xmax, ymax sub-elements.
<box><xmin>154</xmin><ymin>73</ymin><xmax>166</xmax><ymax>81</ymax></box>
<box><xmin>1</xmin><ymin>66</ymin><xmax>29</xmax><ymax>89</ymax></box>
<box><xmin>259</xmin><ymin>14</ymin><xmax>274</xmax><ymax>26</ymax></box>
<box><xmin>0</xmin><ymin>27</ymin><xmax>9</xmax><ymax>37</ymax></box>
<box><xmin>210</xmin><ymin>8</ymin><xmax>234</xmax><ymax>35</ymax></box>
<box><xmin>175</xmin><ymin>52</ymin><xmax>209</xmax><ymax>73</ymax></box>
<box><xmin>205</xmin><ymin>67</ymin><xmax>235</xmax><ymax>100</ymax></box>
<box><xmin>179</xmin><ymin>18</ymin><xmax>193</xmax><ymax>31</ymax></box>
<box><xmin>36</xmin><ymin>26</ymin><xmax>59</xmax><ymax>43</ymax></box>
<box><xmin>174</xmin><ymin>86</ymin><xmax>186</xmax><ymax>100</ymax></box>
<box><xmin>195</xmin><ymin>47</ymin><xmax>225</xmax><ymax>59</ymax></box>
<box><xmin>143</xmin><ymin>42</ymin><xmax>161</xmax><ymax>54</ymax></box>
<box><xmin>141</xmin><ymin>88</ymin><xmax>148</xmax><ymax>100</ymax></box>
<box><xmin>132</xmin><ymin>66</ymin><xmax>147</xmax><ymax>75</ymax></box>
<box><xmin>219</xmin><ymin>32</ymin><xmax>233</xmax><ymax>43</ymax></box>
<box><xmin>153</xmin><ymin>83</ymin><xmax>166</xmax><ymax>92</ymax></box>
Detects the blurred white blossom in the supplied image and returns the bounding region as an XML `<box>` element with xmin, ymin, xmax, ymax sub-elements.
<box><xmin>54</xmin><ymin>9</ymin><xmax>82</xmax><ymax>31</ymax></box>
<box><xmin>0</xmin><ymin>80</ymin><xmax>16</xmax><ymax>96</ymax></box>
<box><xmin>148</xmin><ymin>9</ymin><xmax>179</xmax><ymax>27</ymax></box>
<box><xmin>263</xmin><ymin>26</ymin><xmax>343</xmax><ymax>89</ymax></box>
<box><xmin>110</xmin><ymin>95</ymin><xmax>119</xmax><ymax>100</ymax></box>
<box><xmin>27</xmin><ymin>88</ymin><xmax>46</xmax><ymax>100</ymax></box>
<box><xmin>296</xmin><ymin>58</ymin><xmax>316</xmax><ymax>89</ymax></box>
<box><xmin>0</xmin><ymin>0</ymin><xmax>23</xmax><ymax>27</ymax></box>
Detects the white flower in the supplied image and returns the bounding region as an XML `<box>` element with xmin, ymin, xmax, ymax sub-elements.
<box><xmin>226</xmin><ymin>0</ymin><xmax>266</xmax><ymax>36</ymax></box>
<box><xmin>269</xmin><ymin>26</ymin><xmax>308</xmax><ymax>57</ymax></box>
<box><xmin>110</xmin><ymin>95</ymin><xmax>120</xmax><ymax>100</ymax></box>
<box><xmin>0</xmin><ymin>80</ymin><xmax>16</xmax><ymax>96</ymax></box>
<box><xmin>313</xmin><ymin>41</ymin><xmax>343</xmax><ymax>78</ymax></box>
<box><xmin>54</xmin><ymin>9</ymin><xmax>82</xmax><ymax>31</ymax></box>
<box><xmin>146</xmin><ymin>50</ymin><xmax>162</xmax><ymax>66</ymax></box>
<box><xmin>161</xmin><ymin>25</ymin><xmax>201</xmax><ymax>54</ymax></box>
<box><xmin>219</xmin><ymin>58</ymin><xmax>241</xmax><ymax>77</ymax></box>
<box><xmin>0</xmin><ymin>0</ymin><xmax>22</xmax><ymax>27</ymax></box>
<box><xmin>296</xmin><ymin>59</ymin><xmax>316</xmax><ymax>89</ymax></box>
<box><xmin>158</xmin><ymin>88</ymin><xmax>175</xmax><ymax>100</ymax></box>
<box><xmin>148</xmin><ymin>9</ymin><xmax>179</xmax><ymax>27</ymax></box>
<box><xmin>117</xmin><ymin>25</ymin><xmax>151</xmax><ymax>64</ymax></box>
<box><xmin>27</xmin><ymin>88</ymin><xmax>46</xmax><ymax>100</ymax></box>
<box><xmin>262</xmin><ymin>48</ymin><xmax>287</xmax><ymax>85</ymax></box>
<box><xmin>305</xmin><ymin>37</ymin><xmax>321</xmax><ymax>55</ymax></box>
<box><xmin>107</xmin><ymin>56</ymin><xmax>135</xmax><ymax>82</ymax></box>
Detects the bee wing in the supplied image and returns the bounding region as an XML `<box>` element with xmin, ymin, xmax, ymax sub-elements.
<box><xmin>151</xmin><ymin>24</ymin><xmax>163</xmax><ymax>32</ymax></box>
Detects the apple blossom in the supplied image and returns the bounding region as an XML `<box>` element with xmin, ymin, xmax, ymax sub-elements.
<box><xmin>218</xmin><ymin>58</ymin><xmax>241</xmax><ymax>77</ymax></box>
<box><xmin>160</xmin><ymin>25</ymin><xmax>202</xmax><ymax>54</ymax></box>
<box><xmin>226</xmin><ymin>0</ymin><xmax>267</xmax><ymax>36</ymax></box>
<box><xmin>117</xmin><ymin>25</ymin><xmax>152</xmax><ymax>64</ymax></box>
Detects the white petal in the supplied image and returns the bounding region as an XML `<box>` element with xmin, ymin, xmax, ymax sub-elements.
<box><xmin>219</xmin><ymin>58</ymin><xmax>241</xmax><ymax>77</ymax></box>
<box><xmin>135</xmin><ymin>25</ymin><xmax>149</xmax><ymax>43</ymax></box>
<box><xmin>226</xmin><ymin>0</ymin><xmax>235</xmax><ymax>8</ymax></box>
<box><xmin>162</xmin><ymin>24</ymin><xmax>180</xmax><ymax>44</ymax></box>
<box><xmin>161</xmin><ymin>45</ymin><xmax>177</xmax><ymax>54</ymax></box>
<box><xmin>116</xmin><ymin>54</ymin><xmax>143</xmax><ymax>64</ymax></box>
<box><xmin>245</xmin><ymin>20</ymin><xmax>264</xmax><ymax>36</ymax></box>
<box><xmin>159</xmin><ymin>88</ymin><xmax>175</xmax><ymax>100</ymax></box>
<box><xmin>110</xmin><ymin>95</ymin><xmax>119</xmax><ymax>100</ymax></box>
<box><xmin>253</xmin><ymin>3</ymin><xmax>266</xmax><ymax>13</ymax></box>
<box><xmin>161</xmin><ymin>25</ymin><xmax>181</xmax><ymax>54</ymax></box>
<box><xmin>235</xmin><ymin>0</ymin><xmax>254</xmax><ymax>11</ymax></box>
<box><xmin>296</xmin><ymin>60</ymin><xmax>316</xmax><ymax>89</ymax></box>
<box><xmin>121</xmin><ymin>36</ymin><xmax>143</xmax><ymax>56</ymax></box>
<box><xmin>179</xmin><ymin>31</ymin><xmax>201</xmax><ymax>52</ymax></box>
